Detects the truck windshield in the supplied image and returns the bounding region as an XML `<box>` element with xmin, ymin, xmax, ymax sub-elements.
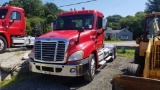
<box><xmin>146</xmin><ymin>16</ymin><xmax>160</xmax><ymax>38</ymax></box>
<box><xmin>55</xmin><ymin>14</ymin><xmax>94</xmax><ymax>30</ymax></box>
<box><xmin>0</xmin><ymin>9</ymin><xmax>8</xmax><ymax>19</ymax></box>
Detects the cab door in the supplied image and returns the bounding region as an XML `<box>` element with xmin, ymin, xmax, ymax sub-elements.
<box><xmin>96</xmin><ymin>16</ymin><xmax>104</xmax><ymax>49</ymax></box>
<box><xmin>7</xmin><ymin>10</ymin><xmax>23</xmax><ymax>35</ymax></box>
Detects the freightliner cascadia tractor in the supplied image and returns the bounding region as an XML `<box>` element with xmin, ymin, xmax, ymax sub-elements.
<box><xmin>29</xmin><ymin>8</ymin><xmax>116</xmax><ymax>82</ymax></box>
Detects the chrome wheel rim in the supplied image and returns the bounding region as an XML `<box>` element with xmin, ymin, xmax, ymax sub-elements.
<box><xmin>0</xmin><ymin>39</ymin><xmax>4</xmax><ymax>50</ymax></box>
<box><xmin>91</xmin><ymin>58</ymin><xmax>95</xmax><ymax>76</ymax></box>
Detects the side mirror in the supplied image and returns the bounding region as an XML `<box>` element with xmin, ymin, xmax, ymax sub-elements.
<box><xmin>11</xmin><ymin>12</ymin><xmax>16</xmax><ymax>20</ymax></box>
<box><xmin>78</xmin><ymin>27</ymin><xmax>84</xmax><ymax>32</ymax></box>
<box><xmin>102</xmin><ymin>19</ymin><xmax>107</xmax><ymax>30</ymax></box>
<box><xmin>32</xmin><ymin>28</ymin><xmax>38</xmax><ymax>37</ymax></box>
<box><xmin>76</xmin><ymin>27</ymin><xmax>84</xmax><ymax>44</ymax></box>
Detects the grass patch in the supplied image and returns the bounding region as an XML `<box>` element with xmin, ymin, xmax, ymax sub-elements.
<box><xmin>104</xmin><ymin>38</ymin><xmax>121</xmax><ymax>42</ymax></box>
<box><xmin>0</xmin><ymin>74</ymin><xmax>30</xmax><ymax>88</ymax></box>
<box><xmin>104</xmin><ymin>40</ymin><xmax>121</xmax><ymax>43</ymax></box>
<box><xmin>117</xmin><ymin>49</ymin><xmax>135</xmax><ymax>58</ymax></box>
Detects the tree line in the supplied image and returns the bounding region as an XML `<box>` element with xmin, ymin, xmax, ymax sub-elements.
<box><xmin>107</xmin><ymin>0</ymin><xmax>160</xmax><ymax>40</ymax></box>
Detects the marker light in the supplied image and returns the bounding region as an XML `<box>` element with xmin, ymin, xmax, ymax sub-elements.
<box><xmin>82</xmin><ymin>7</ymin><xmax>85</xmax><ymax>10</ymax></box>
<box><xmin>152</xmin><ymin>11</ymin><xmax>156</xmax><ymax>15</ymax></box>
<box><xmin>70</xmin><ymin>8</ymin><xmax>73</xmax><ymax>12</ymax></box>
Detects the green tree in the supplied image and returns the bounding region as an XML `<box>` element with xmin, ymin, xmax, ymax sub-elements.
<box><xmin>145</xmin><ymin>0</ymin><xmax>160</xmax><ymax>13</ymax></box>
<box><xmin>10</xmin><ymin>0</ymin><xmax>44</xmax><ymax>18</ymax></box>
<box><xmin>107</xmin><ymin>15</ymin><xmax>123</xmax><ymax>22</ymax></box>
<box><xmin>29</xmin><ymin>17</ymin><xmax>45</xmax><ymax>35</ymax></box>
<box><xmin>120</xmin><ymin>13</ymin><xmax>145</xmax><ymax>39</ymax></box>
<box><xmin>46</xmin><ymin>15</ymin><xmax>56</xmax><ymax>24</ymax></box>
<box><xmin>43</xmin><ymin>3</ymin><xmax>59</xmax><ymax>17</ymax></box>
<box><xmin>107</xmin><ymin>15</ymin><xmax>123</xmax><ymax>30</ymax></box>
<box><xmin>107</xmin><ymin>12</ymin><xmax>145</xmax><ymax>40</ymax></box>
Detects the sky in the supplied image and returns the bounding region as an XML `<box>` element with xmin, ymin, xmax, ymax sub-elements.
<box><xmin>0</xmin><ymin>0</ymin><xmax>147</xmax><ymax>17</ymax></box>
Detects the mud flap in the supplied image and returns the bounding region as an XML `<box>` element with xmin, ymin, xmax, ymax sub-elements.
<box><xmin>112</xmin><ymin>74</ymin><xmax>160</xmax><ymax>90</ymax></box>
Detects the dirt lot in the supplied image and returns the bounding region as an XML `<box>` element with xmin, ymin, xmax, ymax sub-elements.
<box><xmin>0</xmin><ymin>47</ymin><xmax>31</xmax><ymax>63</ymax></box>
<box><xmin>1</xmin><ymin>56</ymin><xmax>133</xmax><ymax>90</ymax></box>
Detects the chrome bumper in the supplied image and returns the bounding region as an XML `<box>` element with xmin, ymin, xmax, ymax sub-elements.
<box><xmin>29</xmin><ymin>58</ymin><xmax>89</xmax><ymax>77</ymax></box>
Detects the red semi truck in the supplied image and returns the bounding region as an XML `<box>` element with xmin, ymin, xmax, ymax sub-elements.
<box><xmin>29</xmin><ymin>8</ymin><xmax>116</xmax><ymax>82</ymax></box>
<box><xmin>0</xmin><ymin>5</ymin><xmax>35</xmax><ymax>53</ymax></box>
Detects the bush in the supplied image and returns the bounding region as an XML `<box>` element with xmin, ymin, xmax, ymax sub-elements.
<box><xmin>104</xmin><ymin>37</ymin><xmax>121</xmax><ymax>41</ymax></box>
<box><xmin>111</xmin><ymin>38</ymin><xmax>121</xmax><ymax>41</ymax></box>
<box><xmin>26</xmin><ymin>17</ymin><xmax>52</xmax><ymax>36</ymax></box>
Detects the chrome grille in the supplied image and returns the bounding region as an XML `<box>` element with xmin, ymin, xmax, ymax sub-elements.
<box><xmin>34</xmin><ymin>40</ymin><xmax>66</xmax><ymax>63</ymax></box>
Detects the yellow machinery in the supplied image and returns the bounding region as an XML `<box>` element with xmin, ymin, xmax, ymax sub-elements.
<box><xmin>112</xmin><ymin>12</ymin><xmax>160</xmax><ymax>90</ymax></box>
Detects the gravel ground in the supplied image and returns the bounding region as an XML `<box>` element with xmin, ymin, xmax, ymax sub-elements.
<box><xmin>1</xmin><ymin>57</ymin><xmax>133</xmax><ymax>90</ymax></box>
<box><xmin>0</xmin><ymin>47</ymin><xmax>31</xmax><ymax>64</ymax></box>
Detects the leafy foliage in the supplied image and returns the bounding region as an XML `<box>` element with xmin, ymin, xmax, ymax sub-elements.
<box><xmin>145</xmin><ymin>0</ymin><xmax>160</xmax><ymax>13</ymax></box>
<box><xmin>107</xmin><ymin>12</ymin><xmax>145</xmax><ymax>40</ymax></box>
<box><xmin>107</xmin><ymin>15</ymin><xmax>123</xmax><ymax>30</ymax></box>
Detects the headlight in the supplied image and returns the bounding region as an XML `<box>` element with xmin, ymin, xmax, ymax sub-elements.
<box><xmin>68</xmin><ymin>50</ymin><xmax>84</xmax><ymax>61</ymax></box>
<box><xmin>29</xmin><ymin>49</ymin><xmax>34</xmax><ymax>59</ymax></box>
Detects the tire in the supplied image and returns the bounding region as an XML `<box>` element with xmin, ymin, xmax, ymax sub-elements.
<box><xmin>127</xmin><ymin>63</ymin><xmax>141</xmax><ymax>76</ymax></box>
<box><xmin>0</xmin><ymin>36</ymin><xmax>7</xmax><ymax>54</ymax></box>
<box><xmin>84</xmin><ymin>54</ymin><xmax>96</xmax><ymax>82</ymax></box>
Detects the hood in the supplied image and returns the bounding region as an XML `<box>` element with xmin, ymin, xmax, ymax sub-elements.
<box><xmin>39</xmin><ymin>30</ymin><xmax>79</xmax><ymax>40</ymax></box>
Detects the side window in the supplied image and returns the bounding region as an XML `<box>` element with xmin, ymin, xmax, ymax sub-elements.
<box><xmin>96</xmin><ymin>16</ymin><xmax>102</xmax><ymax>30</ymax></box>
<box><xmin>56</xmin><ymin>18</ymin><xmax>64</xmax><ymax>29</ymax></box>
<box><xmin>10</xmin><ymin>11</ymin><xmax>21</xmax><ymax>20</ymax></box>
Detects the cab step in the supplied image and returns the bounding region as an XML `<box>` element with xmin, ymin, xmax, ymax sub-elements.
<box><xmin>105</xmin><ymin>56</ymin><xmax>112</xmax><ymax>61</ymax></box>
<box><xmin>99</xmin><ymin>60</ymin><xmax>106</xmax><ymax>65</ymax></box>
<box><xmin>98</xmin><ymin>60</ymin><xmax>107</xmax><ymax>70</ymax></box>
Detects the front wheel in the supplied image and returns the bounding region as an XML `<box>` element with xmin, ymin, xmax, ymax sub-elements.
<box><xmin>84</xmin><ymin>54</ymin><xmax>96</xmax><ymax>82</ymax></box>
<box><xmin>0</xmin><ymin>36</ymin><xmax>7</xmax><ymax>54</ymax></box>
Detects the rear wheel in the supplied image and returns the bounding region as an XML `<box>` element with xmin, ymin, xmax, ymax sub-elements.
<box><xmin>84</xmin><ymin>54</ymin><xmax>96</xmax><ymax>82</ymax></box>
<box><xmin>0</xmin><ymin>36</ymin><xmax>7</xmax><ymax>54</ymax></box>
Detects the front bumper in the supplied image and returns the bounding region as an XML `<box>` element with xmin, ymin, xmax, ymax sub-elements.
<box><xmin>29</xmin><ymin>58</ymin><xmax>89</xmax><ymax>77</ymax></box>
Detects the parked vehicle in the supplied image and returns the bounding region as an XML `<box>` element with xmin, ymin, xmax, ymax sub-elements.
<box><xmin>29</xmin><ymin>8</ymin><xmax>117</xmax><ymax>82</ymax></box>
<box><xmin>112</xmin><ymin>12</ymin><xmax>160</xmax><ymax>90</ymax></box>
<box><xmin>0</xmin><ymin>5</ymin><xmax>35</xmax><ymax>53</ymax></box>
